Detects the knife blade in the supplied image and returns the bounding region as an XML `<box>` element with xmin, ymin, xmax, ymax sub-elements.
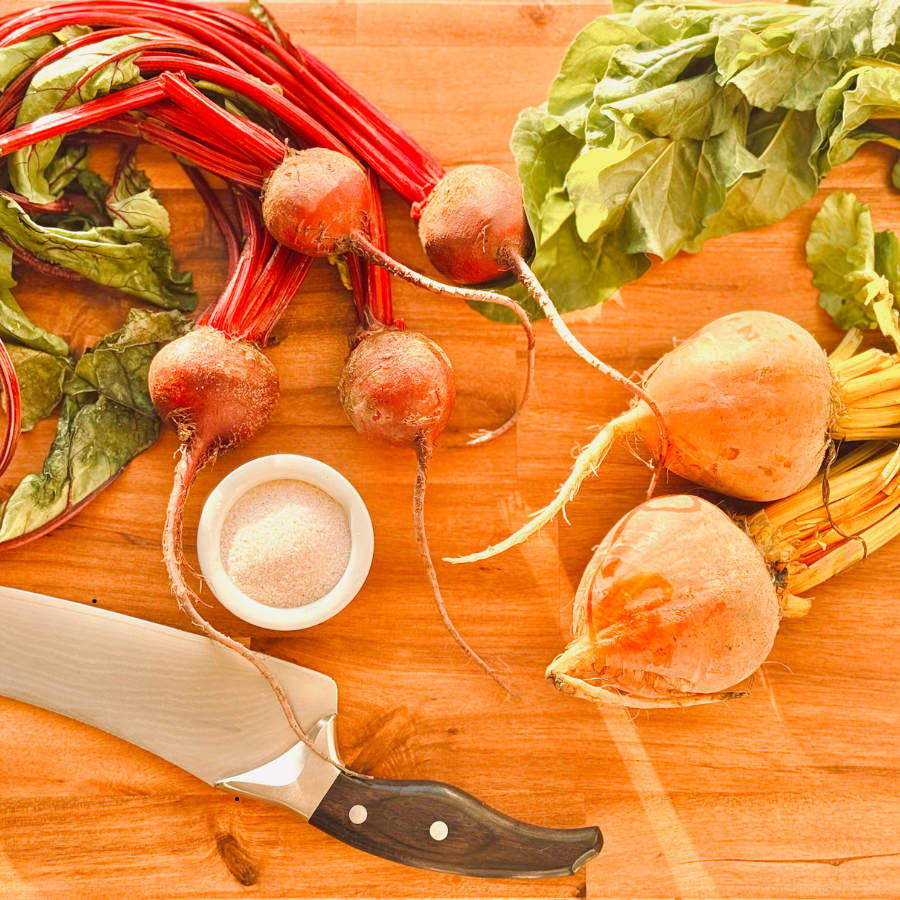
<box><xmin>0</xmin><ymin>586</ymin><xmax>602</xmax><ymax>878</ymax></box>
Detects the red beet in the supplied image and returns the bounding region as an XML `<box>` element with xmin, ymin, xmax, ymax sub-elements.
<box><xmin>417</xmin><ymin>165</ymin><xmax>533</xmax><ymax>285</ymax></box>
<box><xmin>339</xmin><ymin>326</ymin><xmax>513</xmax><ymax>693</ymax></box>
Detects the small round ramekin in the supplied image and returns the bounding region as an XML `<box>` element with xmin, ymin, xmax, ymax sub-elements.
<box><xmin>196</xmin><ymin>454</ymin><xmax>374</xmax><ymax>630</ymax></box>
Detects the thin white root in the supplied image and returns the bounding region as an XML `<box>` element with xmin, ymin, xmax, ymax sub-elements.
<box><xmin>506</xmin><ymin>251</ymin><xmax>667</xmax><ymax>498</ymax></box>
<box><xmin>354</xmin><ymin>235</ymin><xmax>535</xmax><ymax>448</ymax></box>
<box><xmin>445</xmin><ymin>412</ymin><xmax>638</xmax><ymax>564</ymax></box>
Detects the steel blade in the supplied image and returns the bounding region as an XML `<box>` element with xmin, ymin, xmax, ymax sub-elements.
<box><xmin>0</xmin><ymin>586</ymin><xmax>337</xmax><ymax>785</ymax></box>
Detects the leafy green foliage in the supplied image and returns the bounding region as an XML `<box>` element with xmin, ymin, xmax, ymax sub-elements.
<box><xmin>0</xmin><ymin>309</ymin><xmax>193</xmax><ymax>544</ymax></box>
<box><xmin>10</xmin><ymin>34</ymin><xmax>149</xmax><ymax>204</ymax></box>
<box><xmin>505</xmin><ymin>0</ymin><xmax>900</xmax><ymax>322</ymax></box>
<box><xmin>0</xmin><ymin>185</ymin><xmax>196</xmax><ymax>312</ymax></box>
<box><xmin>806</xmin><ymin>191</ymin><xmax>900</xmax><ymax>345</ymax></box>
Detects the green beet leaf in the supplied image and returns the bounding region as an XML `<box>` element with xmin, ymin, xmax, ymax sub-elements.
<box><xmin>0</xmin><ymin>35</ymin><xmax>61</xmax><ymax>93</ymax></box>
<box><xmin>0</xmin><ymin>191</ymin><xmax>197</xmax><ymax>311</ymax></box>
<box><xmin>599</xmin><ymin>73</ymin><xmax>745</xmax><ymax>141</ymax></box>
<box><xmin>813</xmin><ymin>66</ymin><xmax>900</xmax><ymax>177</ymax></box>
<box><xmin>0</xmin><ymin>244</ymin><xmax>69</xmax><ymax>356</ymax></box>
<box><xmin>0</xmin><ymin>308</ymin><xmax>193</xmax><ymax>544</ymax></box>
<box><xmin>788</xmin><ymin>0</ymin><xmax>900</xmax><ymax>61</ymax></box>
<box><xmin>586</xmin><ymin>33</ymin><xmax>719</xmax><ymax>150</ymax></box>
<box><xmin>10</xmin><ymin>34</ymin><xmax>150</xmax><ymax>204</ymax></box>
<box><xmin>498</xmin><ymin>0</ymin><xmax>900</xmax><ymax>325</ymax></box>
<box><xmin>4</xmin><ymin>344</ymin><xmax>72</xmax><ymax>432</ymax></box>
<box><xmin>805</xmin><ymin>191</ymin><xmax>900</xmax><ymax>345</ymax></box>
<box><xmin>686</xmin><ymin>107</ymin><xmax>819</xmax><ymax>250</ymax></box>
<box><xmin>715</xmin><ymin>21</ymin><xmax>842</xmax><ymax>112</ymax></box>
<box><xmin>546</xmin><ymin>17</ymin><xmax>648</xmax><ymax>135</ymax></box>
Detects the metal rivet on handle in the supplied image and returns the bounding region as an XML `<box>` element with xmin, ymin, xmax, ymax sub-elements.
<box><xmin>348</xmin><ymin>805</ymin><xmax>367</xmax><ymax>825</ymax></box>
<box><xmin>429</xmin><ymin>820</ymin><xmax>448</xmax><ymax>841</ymax></box>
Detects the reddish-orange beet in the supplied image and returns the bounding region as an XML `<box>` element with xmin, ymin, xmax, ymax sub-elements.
<box><xmin>339</xmin><ymin>327</ymin><xmax>512</xmax><ymax>693</ymax></box>
<box><xmin>149</xmin><ymin>327</ymin><xmax>279</xmax><ymax>451</ymax></box>
<box><xmin>261</xmin><ymin>148</ymin><xmax>369</xmax><ymax>257</ymax></box>
<box><xmin>339</xmin><ymin>328</ymin><xmax>455</xmax><ymax>447</ymax></box>
<box><xmin>417</xmin><ymin>165</ymin><xmax>533</xmax><ymax>285</ymax></box>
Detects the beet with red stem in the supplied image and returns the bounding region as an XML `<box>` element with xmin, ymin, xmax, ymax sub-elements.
<box><xmin>338</xmin><ymin>326</ymin><xmax>514</xmax><ymax>695</ymax></box>
<box><xmin>148</xmin><ymin>196</ymin><xmax>363</xmax><ymax>777</ymax></box>
<box><xmin>0</xmin><ymin>20</ymin><xmax>538</xmax><ymax>445</ymax></box>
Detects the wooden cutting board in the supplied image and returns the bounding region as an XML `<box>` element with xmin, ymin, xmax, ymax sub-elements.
<box><xmin>2</xmin><ymin>2</ymin><xmax>900</xmax><ymax>898</ymax></box>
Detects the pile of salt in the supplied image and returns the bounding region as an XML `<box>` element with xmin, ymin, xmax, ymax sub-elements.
<box><xmin>220</xmin><ymin>479</ymin><xmax>352</xmax><ymax>609</ymax></box>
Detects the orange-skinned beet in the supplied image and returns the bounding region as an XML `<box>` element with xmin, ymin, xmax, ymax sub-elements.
<box><xmin>447</xmin><ymin>310</ymin><xmax>840</xmax><ymax>566</ymax></box>
<box><xmin>634</xmin><ymin>311</ymin><xmax>837</xmax><ymax>501</ymax></box>
<box><xmin>547</xmin><ymin>495</ymin><xmax>781</xmax><ymax>708</ymax></box>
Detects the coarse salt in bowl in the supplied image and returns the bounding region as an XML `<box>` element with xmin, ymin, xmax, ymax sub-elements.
<box><xmin>196</xmin><ymin>455</ymin><xmax>374</xmax><ymax>630</ymax></box>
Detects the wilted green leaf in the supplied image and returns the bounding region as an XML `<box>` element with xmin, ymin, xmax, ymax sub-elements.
<box><xmin>0</xmin><ymin>193</ymin><xmax>196</xmax><ymax>311</ymax></box>
<box><xmin>5</xmin><ymin>344</ymin><xmax>72</xmax><ymax>431</ymax></box>
<box><xmin>10</xmin><ymin>34</ymin><xmax>149</xmax><ymax>203</ymax></box>
<box><xmin>75</xmin><ymin>307</ymin><xmax>192</xmax><ymax>415</ymax></box>
<box><xmin>0</xmin><ymin>35</ymin><xmax>60</xmax><ymax>93</ymax></box>
<box><xmin>806</xmin><ymin>192</ymin><xmax>898</xmax><ymax>337</ymax></box>
<box><xmin>0</xmin><ymin>308</ymin><xmax>193</xmax><ymax>544</ymax></box>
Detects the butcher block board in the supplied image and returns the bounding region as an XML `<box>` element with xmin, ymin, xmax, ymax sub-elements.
<box><xmin>2</xmin><ymin>2</ymin><xmax>900</xmax><ymax>898</ymax></box>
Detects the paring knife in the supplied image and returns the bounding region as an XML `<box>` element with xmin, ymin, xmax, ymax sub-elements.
<box><xmin>0</xmin><ymin>586</ymin><xmax>601</xmax><ymax>878</ymax></box>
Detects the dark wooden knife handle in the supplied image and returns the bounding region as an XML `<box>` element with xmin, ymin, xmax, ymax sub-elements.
<box><xmin>307</xmin><ymin>773</ymin><xmax>601</xmax><ymax>878</ymax></box>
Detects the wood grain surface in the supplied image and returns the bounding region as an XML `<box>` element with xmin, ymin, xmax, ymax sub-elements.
<box><xmin>1</xmin><ymin>2</ymin><xmax>900</xmax><ymax>899</ymax></box>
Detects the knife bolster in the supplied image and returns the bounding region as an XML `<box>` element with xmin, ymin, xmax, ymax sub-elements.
<box><xmin>215</xmin><ymin>714</ymin><xmax>342</xmax><ymax>819</ymax></box>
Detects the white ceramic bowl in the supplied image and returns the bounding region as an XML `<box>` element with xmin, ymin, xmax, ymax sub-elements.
<box><xmin>196</xmin><ymin>455</ymin><xmax>374</xmax><ymax>630</ymax></box>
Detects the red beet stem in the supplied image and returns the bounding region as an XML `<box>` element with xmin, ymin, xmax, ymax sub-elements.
<box><xmin>363</xmin><ymin>170</ymin><xmax>394</xmax><ymax>327</ymax></box>
<box><xmin>346</xmin><ymin>254</ymin><xmax>368</xmax><ymax>327</ymax></box>
<box><xmin>0</xmin><ymin>0</ymin><xmax>436</xmax><ymax>201</ymax></box>
<box><xmin>197</xmin><ymin>192</ymin><xmax>310</xmax><ymax>344</ymax></box>
<box><xmin>0</xmin><ymin>190</ymin><xmax>69</xmax><ymax>216</ymax></box>
<box><xmin>136</xmin><ymin>53</ymin><xmax>349</xmax><ymax>155</ymax></box>
<box><xmin>180</xmin><ymin>164</ymin><xmax>241</xmax><ymax>276</ymax></box>
<box><xmin>199</xmin><ymin>193</ymin><xmax>266</xmax><ymax>334</ymax></box>
<box><xmin>1</xmin><ymin>235</ymin><xmax>83</xmax><ymax>281</ymax></box>
<box><xmin>0</xmin><ymin>339</ymin><xmax>21</xmax><ymax>478</ymax></box>
<box><xmin>0</xmin><ymin>77</ymin><xmax>166</xmax><ymax>155</ymax></box>
<box><xmin>158</xmin><ymin>72</ymin><xmax>285</xmax><ymax>171</ymax></box>
<box><xmin>54</xmin><ymin>36</ymin><xmax>239</xmax><ymax>113</ymax></box>
<box><xmin>97</xmin><ymin>112</ymin><xmax>266</xmax><ymax>188</ymax></box>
